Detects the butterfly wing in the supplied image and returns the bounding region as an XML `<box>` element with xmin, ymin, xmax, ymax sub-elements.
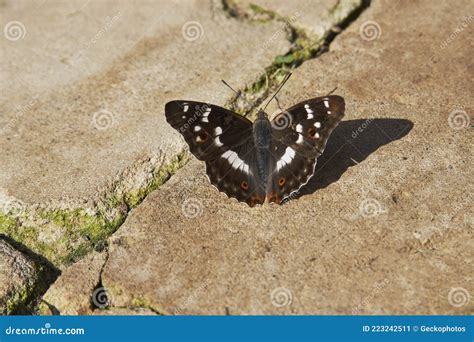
<box><xmin>165</xmin><ymin>100</ymin><xmax>265</xmax><ymax>207</ymax></box>
<box><xmin>165</xmin><ymin>100</ymin><xmax>253</xmax><ymax>161</ymax></box>
<box><xmin>267</xmin><ymin>96</ymin><xmax>345</xmax><ymax>202</ymax></box>
<box><xmin>271</xmin><ymin>95</ymin><xmax>345</xmax><ymax>157</ymax></box>
<box><xmin>205</xmin><ymin>138</ymin><xmax>266</xmax><ymax>207</ymax></box>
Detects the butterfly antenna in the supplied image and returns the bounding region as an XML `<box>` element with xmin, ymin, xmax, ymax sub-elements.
<box><xmin>221</xmin><ymin>80</ymin><xmax>253</xmax><ymax>107</ymax></box>
<box><xmin>262</xmin><ymin>72</ymin><xmax>292</xmax><ymax>112</ymax></box>
<box><xmin>326</xmin><ymin>86</ymin><xmax>338</xmax><ymax>95</ymax></box>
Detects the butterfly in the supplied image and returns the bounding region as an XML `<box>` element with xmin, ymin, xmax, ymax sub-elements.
<box><xmin>165</xmin><ymin>81</ymin><xmax>345</xmax><ymax>207</ymax></box>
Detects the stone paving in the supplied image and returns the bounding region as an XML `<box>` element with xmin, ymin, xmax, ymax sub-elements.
<box><xmin>1</xmin><ymin>0</ymin><xmax>472</xmax><ymax>315</ymax></box>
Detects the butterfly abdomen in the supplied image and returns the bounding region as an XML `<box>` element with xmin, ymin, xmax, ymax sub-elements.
<box><xmin>253</xmin><ymin>116</ymin><xmax>272</xmax><ymax>187</ymax></box>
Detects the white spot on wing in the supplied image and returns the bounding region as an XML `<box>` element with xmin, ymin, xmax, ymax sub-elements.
<box><xmin>214</xmin><ymin>127</ymin><xmax>222</xmax><ymax>135</ymax></box>
<box><xmin>202</xmin><ymin>108</ymin><xmax>211</xmax><ymax>117</ymax></box>
<box><xmin>296</xmin><ymin>124</ymin><xmax>303</xmax><ymax>133</ymax></box>
<box><xmin>221</xmin><ymin>150</ymin><xmax>250</xmax><ymax>172</ymax></box>
<box><xmin>314</xmin><ymin>122</ymin><xmax>321</xmax><ymax>128</ymax></box>
<box><xmin>305</xmin><ymin>104</ymin><xmax>314</xmax><ymax>119</ymax></box>
<box><xmin>276</xmin><ymin>147</ymin><xmax>296</xmax><ymax>171</ymax></box>
<box><xmin>314</xmin><ymin>132</ymin><xmax>320</xmax><ymax>139</ymax></box>
<box><xmin>296</xmin><ymin>134</ymin><xmax>304</xmax><ymax>144</ymax></box>
<box><xmin>194</xmin><ymin>125</ymin><xmax>202</xmax><ymax>132</ymax></box>
<box><xmin>323</xmin><ymin>99</ymin><xmax>330</xmax><ymax>108</ymax></box>
<box><xmin>184</xmin><ymin>105</ymin><xmax>189</xmax><ymax>112</ymax></box>
<box><xmin>215</xmin><ymin>136</ymin><xmax>223</xmax><ymax>147</ymax></box>
<box><xmin>201</xmin><ymin>117</ymin><xmax>209</xmax><ymax>123</ymax></box>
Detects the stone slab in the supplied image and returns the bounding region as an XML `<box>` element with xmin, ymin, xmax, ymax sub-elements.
<box><xmin>238</xmin><ymin>0</ymin><xmax>363</xmax><ymax>38</ymax></box>
<box><xmin>0</xmin><ymin>238</ymin><xmax>51</xmax><ymax>314</ymax></box>
<box><xmin>39</xmin><ymin>250</ymin><xmax>106</xmax><ymax>315</ymax></box>
<box><xmin>101</xmin><ymin>0</ymin><xmax>473</xmax><ymax>314</ymax></box>
<box><xmin>0</xmin><ymin>0</ymin><xmax>290</xmax><ymax>205</ymax></box>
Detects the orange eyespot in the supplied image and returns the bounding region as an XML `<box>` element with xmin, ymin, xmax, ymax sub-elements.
<box><xmin>308</xmin><ymin>127</ymin><xmax>316</xmax><ymax>138</ymax></box>
<box><xmin>241</xmin><ymin>181</ymin><xmax>249</xmax><ymax>190</ymax></box>
<box><xmin>197</xmin><ymin>131</ymin><xmax>208</xmax><ymax>143</ymax></box>
<box><xmin>278</xmin><ymin>177</ymin><xmax>286</xmax><ymax>187</ymax></box>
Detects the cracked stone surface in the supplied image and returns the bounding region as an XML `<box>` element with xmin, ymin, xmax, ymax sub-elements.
<box><xmin>100</xmin><ymin>0</ymin><xmax>473</xmax><ymax>314</ymax></box>
<box><xmin>238</xmin><ymin>0</ymin><xmax>363</xmax><ymax>37</ymax></box>
<box><xmin>0</xmin><ymin>239</ymin><xmax>47</xmax><ymax>314</ymax></box>
<box><xmin>39</xmin><ymin>250</ymin><xmax>107</xmax><ymax>315</ymax></box>
<box><xmin>0</xmin><ymin>0</ymin><xmax>291</xmax><ymax>265</ymax></box>
<box><xmin>0</xmin><ymin>0</ymin><xmax>289</xmax><ymax>204</ymax></box>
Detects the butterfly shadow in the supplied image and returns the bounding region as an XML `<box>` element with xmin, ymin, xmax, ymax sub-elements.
<box><xmin>295</xmin><ymin>118</ymin><xmax>414</xmax><ymax>198</ymax></box>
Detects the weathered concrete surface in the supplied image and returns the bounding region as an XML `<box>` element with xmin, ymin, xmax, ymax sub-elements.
<box><xmin>101</xmin><ymin>0</ymin><xmax>473</xmax><ymax>314</ymax></box>
<box><xmin>237</xmin><ymin>0</ymin><xmax>363</xmax><ymax>38</ymax></box>
<box><xmin>0</xmin><ymin>0</ymin><xmax>289</xmax><ymax>203</ymax></box>
<box><xmin>0</xmin><ymin>238</ymin><xmax>53</xmax><ymax>314</ymax></box>
<box><xmin>0</xmin><ymin>0</ymin><xmax>292</xmax><ymax>264</ymax></box>
<box><xmin>39</xmin><ymin>251</ymin><xmax>107</xmax><ymax>315</ymax></box>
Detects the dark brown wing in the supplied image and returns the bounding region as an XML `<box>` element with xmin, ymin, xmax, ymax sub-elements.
<box><xmin>267</xmin><ymin>95</ymin><xmax>345</xmax><ymax>203</ymax></box>
<box><xmin>270</xmin><ymin>95</ymin><xmax>345</xmax><ymax>158</ymax></box>
<box><xmin>205</xmin><ymin>138</ymin><xmax>266</xmax><ymax>207</ymax></box>
<box><xmin>165</xmin><ymin>100</ymin><xmax>253</xmax><ymax>161</ymax></box>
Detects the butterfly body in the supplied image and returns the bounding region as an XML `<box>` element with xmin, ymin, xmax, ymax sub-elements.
<box><xmin>165</xmin><ymin>95</ymin><xmax>345</xmax><ymax>207</ymax></box>
<box><xmin>253</xmin><ymin>110</ymin><xmax>273</xmax><ymax>187</ymax></box>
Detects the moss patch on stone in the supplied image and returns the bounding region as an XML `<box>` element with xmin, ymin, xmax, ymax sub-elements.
<box><xmin>0</xmin><ymin>151</ymin><xmax>189</xmax><ymax>267</ymax></box>
<box><xmin>224</xmin><ymin>0</ymin><xmax>365</xmax><ymax>119</ymax></box>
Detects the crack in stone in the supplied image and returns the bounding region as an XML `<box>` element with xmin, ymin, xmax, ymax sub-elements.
<box><xmin>221</xmin><ymin>0</ymin><xmax>371</xmax><ymax>118</ymax></box>
<box><xmin>6</xmin><ymin>0</ymin><xmax>371</xmax><ymax>315</ymax></box>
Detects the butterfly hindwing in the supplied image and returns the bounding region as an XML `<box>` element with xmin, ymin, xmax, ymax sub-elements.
<box><xmin>165</xmin><ymin>100</ymin><xmax>253</xmax><ymax>161</ymax></box>
<box><xmin>271</xmin><ymin>95</ymin><xmax>345</xmax><ymax>158</ymax></box>
<box><xmin>266</xmin><ymin>140</ymin><xmax>317</xmax><ymax>203</ymax></box>
<box><xmin>205</xmin><ymin>138</ymin><xmax>266</xmax><ymax>207</ymax></box>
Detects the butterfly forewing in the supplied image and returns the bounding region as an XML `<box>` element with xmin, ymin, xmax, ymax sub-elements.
<box><xmin>271</xmin><ymin>95</ymin><xmax>345</xmax><ymax>158</ymax></box>
<box><xmin>165</xmin><ymin>100</ymin><xmax>253</xmax><ymax>161</ymax></box>
<box><xmin>165</xmin><ymin>100</ymin><xmax>265</xmax><ymax>207</ymax></box>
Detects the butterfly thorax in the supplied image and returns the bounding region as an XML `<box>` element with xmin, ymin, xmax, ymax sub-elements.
<box><xmin>252</xmin><ymin>110</ymin><xmax>272</xmax><ymax>187</ymax></box>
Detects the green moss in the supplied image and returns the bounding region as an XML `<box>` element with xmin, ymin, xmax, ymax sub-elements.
<box><xmin>2</xmin><ymin>262</ymin><xmax>54</xmax><ymax>315</ymax></box>
<box><xmin>131</xmin><ymin>296</ymin><xmax>148</xmax><ymax>308</ymax></box>
<box><xmin>248</xmin><ymin>3</ymin><xmax>277</xmax><ymax>22</ymax></box>
<box><xmin>226</xmin><ymin>0</ymin><xmax>365</xmax><ymax>119</ymax></box>
<box><xmin>0</xmin><ymin>212</ymin><xmax>16</xmax><ymax>230</ymax></box>
<box><xmin>1</xmin><ymin>150</ymin><xmax>189</xmax><ymax>267</ymax></box>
